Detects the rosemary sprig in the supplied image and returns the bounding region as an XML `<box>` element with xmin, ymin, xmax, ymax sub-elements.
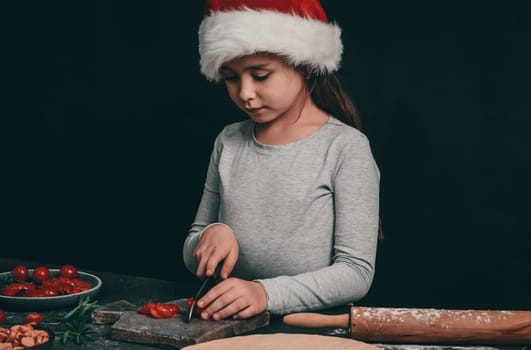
<box><xmin>0</xmin><ymin>273</ymin><xmax>33</xmax><ymax>289</ymax></box>
<box><xmin>0</xmin><ymin>273</ymin><xmax>14</xmax><ymax>288</ymax></box>
<box><xmin>54</xmin><ymin>295</ymin><xmax>100</xmax><ymax>345</ymax></box>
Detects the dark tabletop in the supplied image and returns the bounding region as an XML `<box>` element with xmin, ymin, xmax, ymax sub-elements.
<box><xmin>0</xmin><ymin>258</ymin><xmax>525</xmax><ymax>350</ymax></box>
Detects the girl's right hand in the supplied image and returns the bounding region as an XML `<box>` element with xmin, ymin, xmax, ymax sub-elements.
<box><xmin>194</xmin><ymin>224</ymin><xmax>239</xmax><ymax>280</ymax></box>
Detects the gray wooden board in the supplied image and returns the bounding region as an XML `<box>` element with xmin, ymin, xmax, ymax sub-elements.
<box><xmin>92</xmin><ymin>299</ymin><xmax>137</xmax><ymax>324</ymax></box>
<box><xmin>108</xmin><ymin>299</ymin><xmax>270</xmax><ymax>349</ymax></box>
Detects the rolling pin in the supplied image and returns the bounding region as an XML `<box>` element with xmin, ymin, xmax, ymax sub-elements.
<box><xmin>283</xmin><ymin>306</ymin><xmax>531</xmax><ymax>345</ymax></box>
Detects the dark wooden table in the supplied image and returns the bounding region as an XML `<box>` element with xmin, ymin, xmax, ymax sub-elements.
<box><xmin>0</xmin><ymin>258</ymin><xmax>526</xmax><ymax>350</ymax></box>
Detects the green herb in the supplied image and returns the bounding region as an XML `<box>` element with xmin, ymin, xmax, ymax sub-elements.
<box><xmin>0</xmin><ymin>273</ymin><xmax>14</xmax><ymax>288</ymax></box>
<box><xmin>54</xmin><ymin>295</ymin><xmax>100</xmax><ymax>345</ymax></box>
<box><xmin>0</xmin><ymin>273</ymin><xmax>32</xmax><ymax>288</ymax></box>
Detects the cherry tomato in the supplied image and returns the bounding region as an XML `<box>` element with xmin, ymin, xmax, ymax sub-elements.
<box><xmin>150</xmin><ymin>303</ymin><xmax>175</xmax><ymax>319</ymax></box>
<box><xmin>2</xmin><ymin>283</ymin><xmax>25</xmax><ymax>296</ymax></box>
<box><xmin>2</xmin><ymin>282</ymin><xmax>36</xmax><ymax>297</ymax></box>
<box><xmin>138</xmin><ymin>302</ymin><xmax>156</xmax><ymax>315</ymax></box>
<box><xmin>12</xmin><ymin>265</ymin><xmax>29</xmax><ymax>281</ymax></box>
<box><xmin>25</xmin><ymin>313</ymin><xmax>43</xmax><ymax>325</ymax></box>
<box><xmin>32</xmin><ymin>266</ymin><xmax>51</xmax><ymax>284</ymax></box>
<box><xmin>29</xmin><ymin>287</ymin><xmax>58</xmax><ymax>297</ymax></box>
<box><xmin>71</xmin><ymin>279</ymin><xmax>91</xmax><ymax>293</ymax></box>
<box><xmin>59</xmin><ymin>264</ymin><xmax>78</xmax><ymax>279</ymax></box>
<box><xmin>166</xmin><ymin>304</ymin><xmax>180</xmax><ymax>314</ymax></box>
<box><xmin>49</xmin><ymin>277</ymin><xmax>74</xmax><ymax>294</ymax></box>
<box><xmin>138</xmin><ymin>302</ymin><xmax>179</xmax><ymax>318</ymax></box>
<box><xmin>20</xmin><ymin>283</ymin><xmax>37</xmax><ymax>296</ymax></box>
<box><xmin>186</xmin><ymin>297</ymin><xmax>204</xmax><ymax>317</ymax></box>
<box><xmin>187</xmin><ymin>297</ymin><xmax>194</xmax><ymax>309</ymax></box>
<box><xmin>0</xmin><ymin>309</ymin><xmax>6</xmax><ymax>323</ymax></box>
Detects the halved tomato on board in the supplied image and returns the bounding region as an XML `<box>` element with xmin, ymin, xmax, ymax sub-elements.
<box><xmin>138</xmin><ymin>302</ymin><xmax>156</xmax><ymax>315</ymax></box>
<box><xmin>138</xmin><ymin>302</ymin><xmax>180</xmax><ymax>319</ymax></box>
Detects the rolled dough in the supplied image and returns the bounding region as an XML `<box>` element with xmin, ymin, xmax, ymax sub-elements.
<box><xmin>181</xmin><ymin>333</ymin><xmax>380</xmax><ymax>350</ymax></box>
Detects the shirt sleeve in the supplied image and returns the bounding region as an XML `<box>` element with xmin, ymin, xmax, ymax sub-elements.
<box><xmin>182</xmin><ymin>135</ymin><xmax>223</xmax><ymax>274</ymax></box>
<box><xmin>256</xmin><ymin>136</ymin><xmax>380</xmax><ymax>314</ymax></box>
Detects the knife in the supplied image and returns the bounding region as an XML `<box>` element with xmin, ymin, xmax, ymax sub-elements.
<box><xmin>186</xmin><ymin>264</ymin><xmax>221</xmax><ymax>322</ymax></box>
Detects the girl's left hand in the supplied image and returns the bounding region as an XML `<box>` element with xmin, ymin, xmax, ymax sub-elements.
<box><xmin>196</xmin><ymin>278</ymin><xmax>267</xmax><ymax>320</ymax></box>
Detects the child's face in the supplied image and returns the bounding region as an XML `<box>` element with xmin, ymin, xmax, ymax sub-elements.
<box><xmin>219</xmin><ymin>53</ymin><xmax>307</xmax><ymax>124</ymax></box>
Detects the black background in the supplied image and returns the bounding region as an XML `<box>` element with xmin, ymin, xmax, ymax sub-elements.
<box><xmin>2</xmin><ymin>2</ymin><xmax>530</xmax><ymax>310</ymax></box>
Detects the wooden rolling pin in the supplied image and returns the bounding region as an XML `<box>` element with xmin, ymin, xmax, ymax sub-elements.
<box><xmin>283</xmin><ymin>306</ymin><xmax>531</xmax><ymax>345</ymax></box>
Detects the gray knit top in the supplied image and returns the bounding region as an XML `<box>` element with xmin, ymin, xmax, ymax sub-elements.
<box><xmin>183</xmin><ymin>116</ymin><xmax>380</xmax><ymax>314</ymax></box>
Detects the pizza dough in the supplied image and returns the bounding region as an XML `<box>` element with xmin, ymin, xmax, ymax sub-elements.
<box><xmin>181</xmin><ymin>333</ymin><xmax>380</xmax><ymax>350</ymax></box>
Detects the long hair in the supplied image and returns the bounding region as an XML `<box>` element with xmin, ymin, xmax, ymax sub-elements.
<box><xmin>308</xmin><ymin>73</ymin><xmax>363</xmax><ymax>132</ymax></box>
<box><xmin>308</xmin><ymin>72</ymin><xmax>384</xmax><ymax>241</ymax></box>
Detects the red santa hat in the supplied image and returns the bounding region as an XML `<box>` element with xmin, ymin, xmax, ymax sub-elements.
<box><xmin>199</xmin><ymin>0</ymin><xmax>343</xmax><ymax>81</ymax></box>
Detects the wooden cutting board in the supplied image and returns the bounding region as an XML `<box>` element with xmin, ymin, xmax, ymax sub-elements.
<box><xmin>92</xmin><ymin>299</ymin><xmax>270</xmax><ymax>349</ymax></box>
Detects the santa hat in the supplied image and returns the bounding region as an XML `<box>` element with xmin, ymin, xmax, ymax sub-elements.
<box><xmin>198</xmin><ymin>0</ymin><xmax>343</xmax><ymax>81</ymax></box>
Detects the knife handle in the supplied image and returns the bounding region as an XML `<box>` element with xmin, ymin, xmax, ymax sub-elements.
<box><xmin>283</xmin><ymin>313</ymin><xmax>348</xmax><ymax>329</ymax></box>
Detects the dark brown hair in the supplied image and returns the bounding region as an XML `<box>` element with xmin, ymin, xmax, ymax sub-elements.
<box><xmin>308</xmin><ymin>72</ymin><xmax>384</xmax><ymax>241</ymax></box>
<box><xmin>308</xmin><ymin>72</ymin><xmax>363</xmax><ymax>132</ymax></box>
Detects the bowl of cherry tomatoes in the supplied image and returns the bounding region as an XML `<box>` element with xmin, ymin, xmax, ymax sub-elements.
<box><xmin>0</xmin><ymin>264</ymin><xmax>102</xmax><ymax>310</ymax></box>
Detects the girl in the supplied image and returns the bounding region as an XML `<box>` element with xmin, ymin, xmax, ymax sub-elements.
<box><xmin>183</xmin><ymin>0</ymin><xmax>381</xmax><ymax>321</ymax></box>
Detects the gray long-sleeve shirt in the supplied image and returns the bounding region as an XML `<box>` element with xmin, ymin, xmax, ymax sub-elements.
<box><xmin>183</xmin><ymin>116</ymin><xmax>380</xmax><ymax>314</ymax></box>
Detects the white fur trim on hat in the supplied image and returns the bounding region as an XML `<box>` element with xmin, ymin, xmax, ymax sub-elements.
<box><xmin>199</xmin><ymin>9</ymin><xmax>343</xmax><ymax>81</ymax></box>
